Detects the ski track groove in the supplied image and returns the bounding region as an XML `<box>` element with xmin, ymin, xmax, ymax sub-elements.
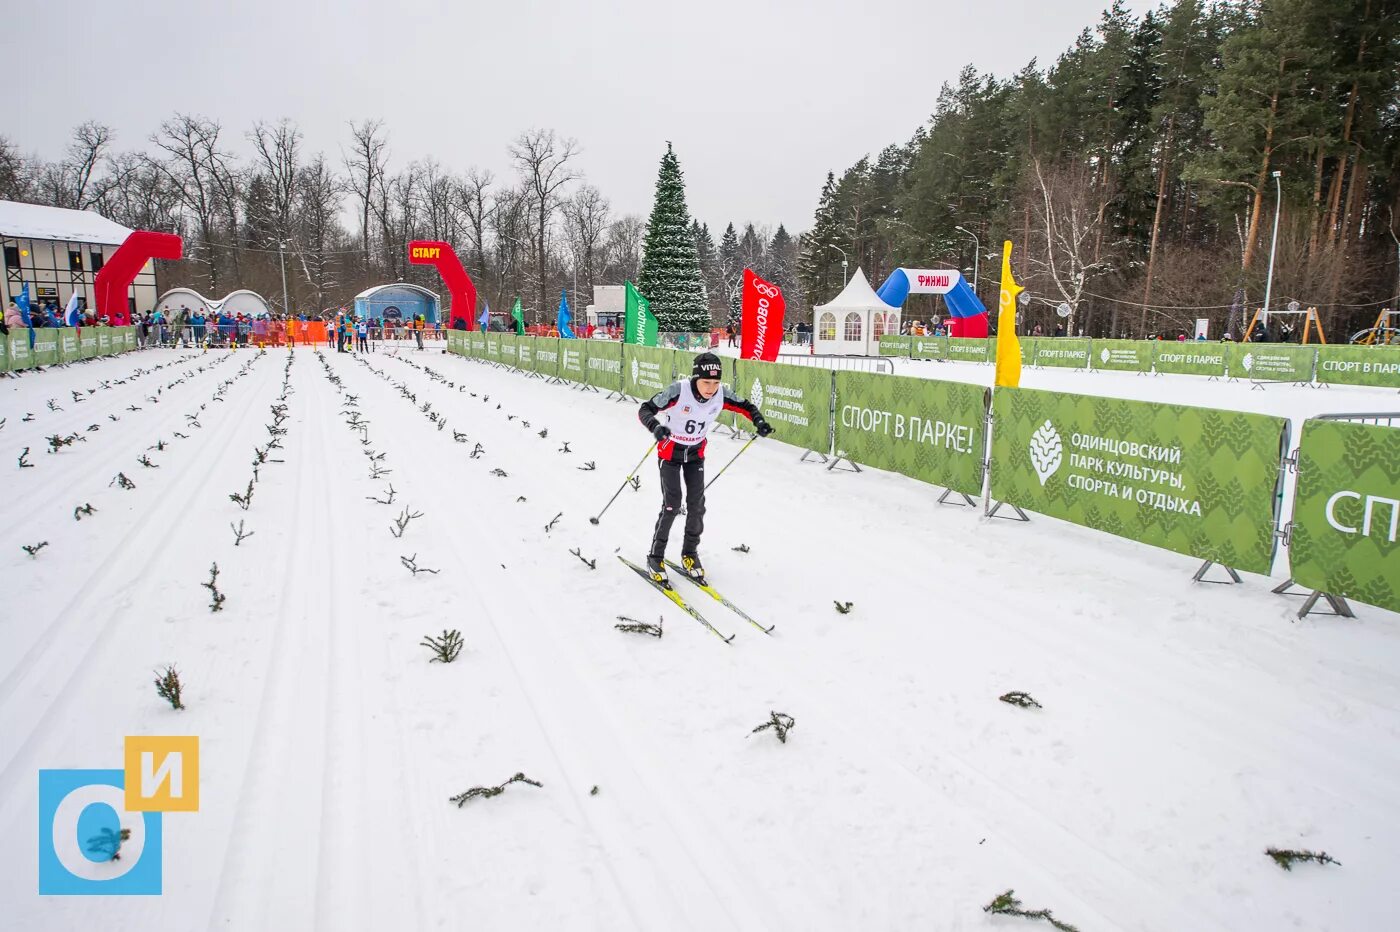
<box><xmin>339</xmin><ymin>352</ymin><xmax>782</xmax><ymax>931</ymax></box>
<box><xmin>0</xmin><ymin>353</ymin><xmax>275</xmax><ymax>809</ymax></box>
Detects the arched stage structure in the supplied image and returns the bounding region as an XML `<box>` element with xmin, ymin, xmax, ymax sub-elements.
<box><xmin>874</xmin><ymin>268</ymin><xmax>988</xmax><ymax>337</ymax></box>
<box><xmin>353</xmin><ymin>283</ymin><xmax>440</xmax><ymax>324</ymax></box>
<box><xmin>154</xmin><ymin>287</ymin><xmax>271</xmax><ymax>317</ymax></box>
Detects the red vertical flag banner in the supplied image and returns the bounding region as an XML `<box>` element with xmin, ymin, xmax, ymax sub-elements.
<box><xmin>407</xmin><ymin>240</ymin><xmax>478</xmax><ymax>329</ymax></box>
<box><xmin>740</xmin><ymin>268</ymin><xmax>785</xmax><ymax>361</ymax></box>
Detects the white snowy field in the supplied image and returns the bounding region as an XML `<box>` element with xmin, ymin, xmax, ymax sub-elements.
<box><xmin>2</xmin><ymin>345</ymin><xmax>1399</xmax><ymax>932</ymax></box>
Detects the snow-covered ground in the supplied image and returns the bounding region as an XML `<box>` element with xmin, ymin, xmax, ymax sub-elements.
<box><xmin>2</xmin><ymin>345</ymin><xmax>1399</xmax><ymax>931</ymax></box>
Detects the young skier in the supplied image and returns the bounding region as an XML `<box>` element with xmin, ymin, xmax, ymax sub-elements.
<box><xmin>637</xmin><ymin>352</ymin><xmax>773</xmax><ymax>583</ymax></box>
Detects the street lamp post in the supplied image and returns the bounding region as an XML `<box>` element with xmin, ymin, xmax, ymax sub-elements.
<box><xmin>1262</xmin><ymin>170</ymin><xmax>1282</xmax><ymax>331</ymax></box>
<box><xmin>277</xmin><ymin>241</ymin><xmax>291</xmax><ymax>316</ymax></box>
<box><xmin>954</xmin><ymin>225</ymin><xmax>980</xmax><ymax>302</ymax></box>
<box><xmin>827</xmin><ymin>244</ymin><xmax>848</xmax><ymax>287</ymax></box>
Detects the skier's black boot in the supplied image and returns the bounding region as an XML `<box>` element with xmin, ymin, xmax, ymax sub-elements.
<box><xmin>646</xmin><ymin>555</ymin><xmax>668</xmax><ymax>584</ymax></box>
<box><xmin>680</xmin><ymin>553</ymin><xmax>706</xmax><ymax>583</ymax></box>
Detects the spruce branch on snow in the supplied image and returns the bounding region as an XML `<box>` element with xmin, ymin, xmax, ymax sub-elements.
<box><xmin>470</xmin><ymin>443</ymin><xmax>485</xmax><ymax>459</ymax></box>
<box><xmin>202</xmin><ymin>563</ymin><xmax>226</xmax><ymax>612</ymax></box>
<box><xmin>615</xmin><ymin>615</ymin><xmax>663</xmax><ymax>638</ymax></box>
<box><xmin>490</xmin><ymin>468</ymin><xmax>508</xmax><ymax>478</ymax></box>
<box><xmin>400</xmin><ymin>553</ymin><xmax>440</xmax><ymax>576</ymax></box>
<box><xmin>999</xmin><ymin>692</ymin><xmax>1043</xmax><ymax>709</ymax></box>
<box><xmin>833</xmin><ymin>601</ymin><xmax>853</xmax><ymax>614</ymax></box>
<box><xmin>370</xmin><ymin>463</ymin><xmax>392</xmax><ymax>479</ymax></box>
<box><xmin>453</xmin><ymin>430</ymin><xmax>469</xmax><ymax>443</ymax></box>
<box><xmin>229</xmin><ymin>479</ymin><xmax>254</xmax><ymax>511</ymax></box>
<box><xmin>537</xmin><ymin>428</ymin><xmax>548</xmax><ymax>439</ymax></box>
<box><xmin>173</xmin><ymin>431</ymin><xmax>188</xmax><ymax>439</ymax></box>
<box><xmin>154</xmin><ymin>665</ymin><xmax>185</xmax><ymax>710</ymax></box>
<box><xmin>18</xmin><ymin>447</ymin><xmax>33</xmax><ymax>468</ymax></box>
<box><xmin>47</xmin><ymin>434</ymin><xmax>75</xmax><ymax>453</ymax></box>
<box><xmin>138</xmin><ymin>454</ymin><xmax>158</xmax><ymax>468</ymax></box>
<box><xmin>628</xmin><ymin>476</ymin><xmax>641</xmax><ymax>491</ymax></box>
<box><xmin>391</xmin><ymin>507</ymin><xmax>424</xmax><ymax>538</ymax></box>
<box><xmin>983</xmin><ymin>889</ymin><xmax>1079</xmax><ymax>932</ymax></box>
<box><xmin>750</xmin><ymin>712</ymin><xmax>796</xmax><ymax>744</ymax></box>
<box><xmin>73</xmin><ymin>503</ymin><xmax>96</xmax><ymax>521</ymax></box>
<box><xmin>111</xmin><ymin>472</ymin><xmax>136</xmax><ymax>490</ymax></box>
<box><xmin>231</xmin><ymin>520</ymin><xmax>254</xmax><ymax>546</ymax></box>
<box><xmin>558</xmin><ymin>442</ymin><xmax>571</xmax><ymax>454</ymax></box>
<box><xmin>569</xmin><ymin>547</ymin><xmax>597</xmax><ymax>570</ymax></box>
<box><xmin>732</xmin><ymin>543</ymin><xmax>750</xmax><ymax>553</ymax></box>
<box><xmin>22</xmin><ymin>541</ymin><xmax>49</xmax><ymax>558</ymax></box>
<box><xmin>1266</xmin><ymin>848</ymin><xmax>1341</xmax><ymax>871</ymax></box>
<box><xmin>544</xmin><ymin>512</ymin><xmax>562</xmax><ymax>533</ymax></box>
<box><xmin>449</xmin><ymin>772</ymin><xmax>543</xmax><ymax>807</ymax></box>
<box><xmin>368</xmin><ymin>484</ymin><xmax>397</xmax><ymax>505</ymax></box>
<box><xmin>579</xmin><ymin>461</ymin><xmax>596</xmax><ymax>471</ymax></box>
<box><xmin>421</xmin><ymin>629</ymin><xmax>464</xmax><ymax>663</ymax></box>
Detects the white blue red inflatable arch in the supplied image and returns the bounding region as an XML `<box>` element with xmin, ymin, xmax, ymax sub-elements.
<box><xmin>874</xmin><ymin>268</ymin><xmax>988</xmax><ymax>338</ymax></box>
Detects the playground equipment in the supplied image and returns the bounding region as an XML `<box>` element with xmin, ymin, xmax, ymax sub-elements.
<box><xmin>1349</xmin><ymin>309</ymin><xmax>1399</xmax><ymax>345</ymax></box>
<box><xmin>1243</xmin><ymin>303</ymin><xmax>1327</xmax><ymax>343</ymax></box>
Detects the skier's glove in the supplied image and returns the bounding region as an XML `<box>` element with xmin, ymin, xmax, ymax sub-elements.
<box><xmin>652</xmin><ymin>424</ymin><xmax>672</xmax><ymax>442</ymax></box>
<box><xmin>755</xmin><ymin>418</ymin><xmax>774</xmax><ymax>438</ymax></box>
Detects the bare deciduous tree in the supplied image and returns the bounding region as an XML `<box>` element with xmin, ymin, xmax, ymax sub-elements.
<box><xmin>345</xmin><ymin>119</ymin><xmax>389</xmax><ymax>269</ymax></box>
<box><xmin>1029</xmin><ymin>158</ymin><xmax>1116</xmax><ymax>336</ymax></box>
<box><xmin>150</xmin><ymin>115</ymin><xmax>233</xmax><ymax>291</ymax></box>
<box><xmin>510</xmin><ymin>129</ymin><xmax>578</xmax><ymax>320</ymax></box>
<box><xmin>563</xmin><ymin>184</ymin><xmax>611</xmax><ymax>307</ymax></box>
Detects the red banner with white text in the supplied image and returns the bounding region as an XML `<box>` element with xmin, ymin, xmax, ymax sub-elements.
<box><xmin>740</xmin><ymin>268</ymin><xmax>785</xmax><ymax>361</ymax></box>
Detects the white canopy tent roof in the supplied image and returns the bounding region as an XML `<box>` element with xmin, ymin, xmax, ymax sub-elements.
<box><xmin>812</xmin><ymin>268</ymin><xmax>899</xmax><ymax>356</ymax></box>
<box><xmin>0</xmin><ymin>199</ymin><xmax>133</xmax><ymax>246</ymax></box>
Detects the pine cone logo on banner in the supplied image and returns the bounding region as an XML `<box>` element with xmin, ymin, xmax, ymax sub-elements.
<box><xmin>1242</xmin><ymin>352</ymin><xmax>1254</xmax><ymax>373</ymax></box>
<box><xmin>1100</xmin><ymin>347</ymin><xmax>1111</xmax><ymax>364</ymax></box>
<box><xmin>1029</xmin><ymin>419</ymin><xmax>1063</xmax><ymax>486</ymax></box>
<box><xmin>631</xmin><ymin>359</ymin><xmax>639</xmax><ymax>385</ymax></box>
<box><xmin>750</xmin><ymin>378</ymin><xmax>764</xmax><ymax>411</ymax></box>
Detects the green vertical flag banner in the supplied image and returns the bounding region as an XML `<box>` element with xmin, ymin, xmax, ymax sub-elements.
<box><xmin>510</xmin><ymin>298</ymin><xmax>525</xmax><ymax>335</ymax></box>
<box><xmin>989</xmin><ymin>386</ymin><xmax>1287</xmax><ymax>575</ymax></box>
<box><xmin>624</xmin><ymin>281</ymin><xmax>658</xmax><ymax>347</ymax></box>
<box><xmin>833</xmin><ymin>371</ymin><xmax>988</xmax><ymax>495</ymax></box>
<box><xmin>1288</xmin><ymin>419</ymin><xmax>1400</xmax><ymax>614</ymax></box>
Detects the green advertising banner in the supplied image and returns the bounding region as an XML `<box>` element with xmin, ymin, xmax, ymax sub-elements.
<box><xmin>80</xmin><ymin>331</ymin><xmax>98</xmax><ymax>359</ymax></box>
<box><xmin>834</xmin><ymin>371</ymin><xmax>988</xmax><ymax>495</ymax></box>
<box><xmin>56</xmin><ymin>329</ymin><xmax>79</xmax><ymax>363</ymax></box>
<box><xmin>1091</xmin><ymin>340</ymin><xmax>1154</xmax><ymax>372</ymax></box>
<box><xmin>1034</xmin><ymin>338</ymin><xmax>1090</xmax><ymax>369</ymax></box>
<box><xmin>516</xmin><ymin>335</ymin><xmax>534</xmax><ymax>370</ymax></box>
<box><xmin>1289</xmin><ymin>419</ymin><xmax>1400</xmax><ymax>614</ymax></box>
<box><xmin>878</xmin><ymin>335</ymin><xmax>911</xmax><ymax>357</ymax></box>
<box><xmin>121</xmin><ymin>327</ymin><xmax>136</xmax><ymax>351</ymax></box>
<box><xmin>910</xmin><ymin>336</ymin><xmax>948</xmax><ymax>360</ymax></box>
<box><xmin>946</xmin><ymin>337</ymin><xmax>990</xmax><ymax>364</ymax></box>
<box><xmin>1314</xmin><ymin>345</ymin><xmax>1400</xmax><ymax>388</ymax></box>
<box><xmin>989</xmin><ymin>387</ymin><xmax>1286</xmax><ymax>574</ymax></box>
<box><xmin>533</xmin><ymin>337</ymin><xmax>561</xmax><ymax>377</ymax></box>
<box><xmin>484</xmin><ymin>331</ymin><xmax>501</xmax><ymax>362</ymax></box>
<box><xmin>735</xmin><ymin>358</ymin><xmax>833</xmax><ymax>454</ymax></box>
<box><xmin>0</xmin><ymin>333</ymin><xmax>7</xmax><ymax>372</ymax></box>
<box><xmin>469</xmin><ymin>331</ymin><xmax>486</xmax><ymax>358</ymax></box>
<box><xmin>33</xmin><ymin>330</ymin><xmax>60</xmax><ymax>366</ymax></box>
<box><xmin>446</xmin><ymin>330</ymin><xmax>462</xmax><ymax>355</ymax></box>
<box><xmin>97</xmin><ymin>330</ymin><xmax>112</xmax><ymax>355</ymax></box>
<box><xmin>1152</xmin><ymin>342</ymin><xmax>1227</xmax><ymax>377</ymax></box>
<box><xmin>9</xmin><ymin>331</ymin><xmax>32</xmax><ymax>369</ymax></box>
<box><xmin>624</xmin><ymin>344</ymin><xmax>675</xmax><ymax>399</ymax></box>
<box><xmin>1226</xmin><ymin>343</ymin><xmax>1315</xmax><ymax>382</ymax></box>
<box><xmin>585</xmin><ymin>339</ymin><xmax>623</xmax><ymax>392</ymax></box>
<box><xmin>498</xmin><ymin>332</ymin><xmax>519</xmax><ymax>367</ymax></box>
<box><xmin>560</xmin><ymin>339</ymin><xmax>586</xmax><ymax>382</ymax></box>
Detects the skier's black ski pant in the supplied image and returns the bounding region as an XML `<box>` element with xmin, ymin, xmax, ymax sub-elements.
<box><xmin>650</xmin><ymin>457</ymin><xmax>705</xmax><ymax>559</ymax></box>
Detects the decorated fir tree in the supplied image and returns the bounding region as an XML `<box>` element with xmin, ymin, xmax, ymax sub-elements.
<box><xmin>638</xmin><ymin>143</ymin><xmax>710</xmax><ymax>333</ymax></box>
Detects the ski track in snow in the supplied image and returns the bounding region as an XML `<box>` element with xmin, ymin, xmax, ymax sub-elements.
<box><xmin>3</xmin><ymin>345</ymin><xmax>1400</xmax><ymax>931</ymax></box>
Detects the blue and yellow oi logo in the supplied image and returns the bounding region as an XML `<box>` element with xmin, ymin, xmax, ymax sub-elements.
<box><xmin>38</xmin><ymin>736</ymin><xmax>199</xmax><ymax>895</ymax></box>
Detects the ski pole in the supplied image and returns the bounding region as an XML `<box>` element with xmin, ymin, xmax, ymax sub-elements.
<box><xmin>589</xmin><ymin>442</ymin><xmax>656</xmax><ymax>525</ymax></box>
<box><xmin>705</xmin><ymin>436</ymin><xmax>757</xmax><ymax>491</ymax></box>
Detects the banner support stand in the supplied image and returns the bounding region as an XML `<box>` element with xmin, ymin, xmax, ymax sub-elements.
<box><xmin>1192</xmin><ymin>561</ymin><xmax>1242</xmax><ymax>584</ymax></box>
<box><xmin>985</xmin><ymin>500</ymin><xmax>1029</xmax><ymax>521</ymax></box>
<box><xmin>1271</xmin><ymin>579</ymin><xmax>1355</xmax><ymax>619</ymax></box>
<box><xmin>800</xmin><ymin>449</ymin><xmax>829</xmax><ymax>464</ymax></box>
<box><xmin>827</xmin><ymin>452</ymin><xmax>861</xmax><ymax>473</ymax></box>
<box><xmin>937</xmin><ymin>488</ymin><xmax>976</xmax><ymax>507</ymax></box>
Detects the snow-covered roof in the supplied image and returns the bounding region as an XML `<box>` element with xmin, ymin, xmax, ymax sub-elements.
<box><xmin>353</xmin><ymin>282</ymin><xmax>440</xmax><ymax>302</ymax></box>
<box><xmin>814</xmin><ymin>267</ymin><xmax>897</xmax><ymax>313</ymax></box>
<box><xmin>0</xmin><ymin>199</ymin><xmax>134</xmax><ymax>246</ymax></box>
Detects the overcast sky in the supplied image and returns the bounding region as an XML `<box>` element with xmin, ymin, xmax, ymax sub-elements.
<box><xmin>5</xmin><ymin>0</ymin><xmax>1139</xmax><ymax>233</ymax></box>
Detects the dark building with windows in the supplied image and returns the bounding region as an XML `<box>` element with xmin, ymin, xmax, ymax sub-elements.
<box><xmin>1</xmin><ymin>200</ymin><xmax>157</xmax><ymax>319</ymax></box>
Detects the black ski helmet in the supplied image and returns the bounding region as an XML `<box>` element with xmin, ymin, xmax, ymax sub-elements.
<box><xmin>692</xmin><ymin>352</ymin><xmax>723</xmax><ymax>380</ymax></box>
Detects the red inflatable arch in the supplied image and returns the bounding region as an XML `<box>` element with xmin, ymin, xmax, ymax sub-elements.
<box><xmin>95</xmin><ymin>231</ymin><xmax>183</xmax><ymax>325</ymax></box>
<box><xmin>407</xmin><ymin>241</ymin><xmax>478</xmax><ymax>330</ymax></box>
